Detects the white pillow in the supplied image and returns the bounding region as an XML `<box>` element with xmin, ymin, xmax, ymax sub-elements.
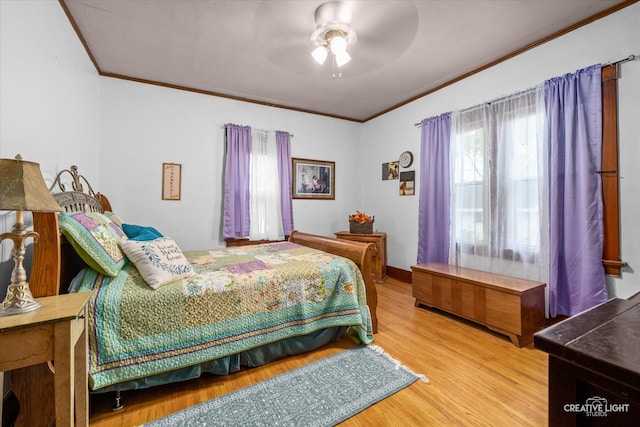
<box><xmin>118</xmin><ymin>237</ymin><xmax>195</xmax><ymax>289</ymax></box>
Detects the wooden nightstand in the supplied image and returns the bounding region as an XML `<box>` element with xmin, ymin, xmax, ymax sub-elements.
<box><xmin>335</xmin><ymin>231</ymin><xmax>387</xmax><ymax>283</ymax></box>
<box><xmin>0</xmin><ymin>292</ymin><xmax>91</xmax><ymax>427</ymax></box>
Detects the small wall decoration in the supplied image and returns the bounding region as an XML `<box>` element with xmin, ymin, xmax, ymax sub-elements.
<box><xmin>399</xmin><ymin>171</ymin><xmax>415</xmax><ymax>196</ymax></box>
<box><xmin>382</xmin><ymin>161</ymin><xmax>399</xmax><ymax>180</ymax></box>
<box><xmin>292</xmin><ymin>158</ymin><xmax>335</xmax><ymax>200</ymax></box>
<box><xmin>162</xmin><ymin>163</ymin><xmax>182</xmax><ymax>200</ymax></box>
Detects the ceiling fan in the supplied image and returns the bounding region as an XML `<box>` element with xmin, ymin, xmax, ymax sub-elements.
<box><xmin>251</xmin><ymin>1</ymin><xmax>418</xmax><ymax>81</ymax></box>
<box><xmin>309</xmin><ymin>1</ymin><xmax>358</xmax><ymax>70</ymax></box>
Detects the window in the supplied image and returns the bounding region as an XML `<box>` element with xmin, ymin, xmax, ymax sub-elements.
<box><xmin>450</xmin><ymin>87</ymin><xmax>548</xmax><ymax>280</ymax></box>
<box><xmin>453</xmin><ymin>122</ymin><xmax>486</xmax><ymax>246</ymax></box>
<box><xmin>222</xmin><ymin>125</ymin><xmax>294</xmax><ymax>241</ymax></box>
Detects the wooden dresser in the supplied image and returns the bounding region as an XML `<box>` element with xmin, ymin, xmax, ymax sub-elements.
<box><xmin>335</xmin><ymin>231</ymin><xmax>387</xmax><ymax>283</ymax></box>
<box><xmin>534</xmin><ymin>298</ymin><xmax>640</xmax><ymax>425</ymax></box>
<box><xmin>412</xmin><ymin>262</ymin><xmax>546</xmax><ymax>347</ymax></box>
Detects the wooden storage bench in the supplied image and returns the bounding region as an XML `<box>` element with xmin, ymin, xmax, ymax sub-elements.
<box><xmin>411</xmin><ymin>262</ymin><xmax>546</xmax><ymax>347</ymax></box>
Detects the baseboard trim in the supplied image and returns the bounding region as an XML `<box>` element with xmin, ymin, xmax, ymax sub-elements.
<box><xmin>386</xmin><ymin>266</ymin><xmax>412</xmax><ymax>284</ymax></box>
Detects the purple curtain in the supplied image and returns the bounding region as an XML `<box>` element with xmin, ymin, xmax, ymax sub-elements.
<box><xmin>417</xmin><ymin>112</ymin><xmax>451</xmax><ymax>264</ymax></box>
<box><xmin>546</xmin><ymin>64</ymin><xmax>607</xmax><ymax>317</ymax></box>
<box><xmin>223</xmin><ymin>124</ymin><xmax>251</xmax><ymax>238</ymax></box>
<box><xmin>276</xmin><ymin>130</ymin><xmax>294</xmax><ymax>236</ymax></box>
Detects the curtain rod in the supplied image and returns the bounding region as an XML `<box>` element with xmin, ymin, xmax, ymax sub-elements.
<box><xmin>414</xmin><ymin>53</ymin><xmax>638</xmax><ymax>127</ymax></box>
<box><xmin>220</xmin><ymin>124</ymin><xmax>293</xmax><ymax>138</ymax></box>
<box><xmin>412</xmin><ymin>85</ymin><xmax>536</xmax><ymax>127</ymax></box>
<box><xmin>608</xmin><ymin>54</ymin><xmax>637</xmax><ymax>67</ymax></box>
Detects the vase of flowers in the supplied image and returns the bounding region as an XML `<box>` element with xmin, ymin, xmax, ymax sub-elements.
<box><xmin>348</xmin><ymin>211</ymin><xmax>374</xmax><ymax>234</ymax></box>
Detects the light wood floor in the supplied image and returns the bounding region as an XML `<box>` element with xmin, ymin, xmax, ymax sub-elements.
<box><xmin>89</xmin><ymin>279</ymin><xmax>549</xmax><ymax>426</ymax></box>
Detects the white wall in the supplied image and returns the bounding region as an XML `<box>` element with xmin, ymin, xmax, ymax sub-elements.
<box><xmin>360</xmin><ymin>3</ymin><xmax>640</xmax><ymax>298</ymax></box>
<box><xmin>98</xmin><ymin>78</ymin><xmax>363</xmax><ymax>251</ymax></box>
<box><xmin>0</xmin><ymin>0</ymin><xmax>100</xmax><ymax>298</ymax></box>
<box><xmin>0</xmin><ymin>0</ymin><xmax>100</xmax><ymax>180</ymax></box>
<box><xmin>614</xmin><ymin>5</ymin><xmax>640</xmax><ymax>298</ymax></box>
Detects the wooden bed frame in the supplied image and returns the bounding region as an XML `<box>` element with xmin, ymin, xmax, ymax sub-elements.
<box><xmin>29</xmin><ymin>165</ymin><xmax>378</xmax><ymax>331</ymax></box>
<box><xmin>29</xmin><ymin>223</ymin><xmax>379</xmax><ymax>331</ymax></box>
<box><xmin>12</xmin><ymin>165</ymin><xmax>379</xmax><ymax>423</ymax></box>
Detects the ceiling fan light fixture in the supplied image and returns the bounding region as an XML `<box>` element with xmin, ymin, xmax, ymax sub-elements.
<box><xmin>328</xmin><ymin>31</ymin><xmax>347</xmax><ymax>54</ymax></box>
<box><xmin>312</xmin><ymin>45</ymin><xmax>329</xmax><ymax>64</ymax></box>
<box><xmin>310</xmin><ymin>2</ymin><xmax>357</xmax><ymax>72</ymax></box>
<box><xmin>335</xmin><ymin>50</ymin><xmax>351</xmax><ymax>67</ymax></box>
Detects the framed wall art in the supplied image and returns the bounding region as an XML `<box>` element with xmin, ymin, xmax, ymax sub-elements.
<box><xmin>399</xmin><ymin>170</ymin><xmax>415</xmax><ymax>196</ymax></box>
<box><xmin>382</xmin><ymin>161</ymin><xmax>399</xmax><ymax>180</ymax></box>
<box><xmin>292</xmin><ymin>158</ymin><xmax>335</xmax><ymax>200</ymax></box>
<box><xmin>162</xmin><ymin>163</ymin><xmax>182</xmax><ymax>200</ymax></box>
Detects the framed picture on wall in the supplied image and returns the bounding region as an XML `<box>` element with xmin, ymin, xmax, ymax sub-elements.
<box><xmin>399</xmin><ymin>170</ymin><xmax>415</xmax><ymax>196</ymax></box>
<box><xmin>162</xmin><ymin>163</ymin><xmax>182</xmax><ymax>200</ymax></box>
<box><xmin>382</xmin><ymin>161</ymin><xmax>399</xmax><ymax>180</ymax></box>
<box><xmin>292</xmin><ymin>158</ymin><xmax>335</xmax><ymax>200</ymax></box>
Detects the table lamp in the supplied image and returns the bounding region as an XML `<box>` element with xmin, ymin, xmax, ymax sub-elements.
<box><xmin>0</xmin><ymin>155</ymin><xmax>63</xmax><ymax>316</ymax></box>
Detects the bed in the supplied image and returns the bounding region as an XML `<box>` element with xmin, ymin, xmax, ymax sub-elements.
<box><xmin>13</xmin><ymin>165</ymin><xmax>378</xmax><ymax>418</ymax></box>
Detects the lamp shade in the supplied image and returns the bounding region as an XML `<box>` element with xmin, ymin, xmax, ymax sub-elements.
<box><xmin>335</xmin><ymin>50</ymin><xmax>351</xmax><ymax>67</ymax></box>
<box><xmin>0</xmin><ymin>155</ymin><xmax>63</xmax><ymax>212</ymax></box>
<box><xmin>329</xmin><ymin>35</ymin><xmax>347</xmax><ymax>54</ymax></box>
<box><xmin>311</xmin><ymin>45</ymin><xmax>328</xmax><ymax>64</ymax></box>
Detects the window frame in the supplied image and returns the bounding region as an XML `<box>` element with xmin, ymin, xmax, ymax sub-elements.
<box><xmin>601</xmin><ymin>65</ymin><xmax>624</xmax><ymax>275</ymax></box>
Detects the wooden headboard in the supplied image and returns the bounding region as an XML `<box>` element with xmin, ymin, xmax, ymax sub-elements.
<box><xmin>30</xmin><ymin>165</ymin><xmax>112</xmax><ymax>297</ymax></box>
<box><xmin>29</xmin><ymin>166</ymin><xmax>378</xmax><ymax>332</ymax></box>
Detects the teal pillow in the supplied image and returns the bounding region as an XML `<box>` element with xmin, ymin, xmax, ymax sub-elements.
<box><xmin>58</xmin><ymin>212</ymin><xmax>128</xmax><ymax>276</ymax></box>
<box><xmin>122</xmin><ymin>223</ymin><xmax>164</xmax><ymax>241</ymax></box>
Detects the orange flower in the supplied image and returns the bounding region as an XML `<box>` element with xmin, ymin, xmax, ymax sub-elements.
<box><xmin>348</xmin><ymin>210</ymin><xmax>374</xmax><ymax>224</ymax></box>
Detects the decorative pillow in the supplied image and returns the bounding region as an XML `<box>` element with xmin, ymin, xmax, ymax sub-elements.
<box><xmin>103</xmin><ymin>211</ymin><xmax>125</xmax><ymax>227</ymax></box>
<box><xmin>58</xmin><ymin>212</ymin><xmax>128</xmax><ymax>277</ymax></box>
<box><xmin>118</xmin><ymin>237</ymin><xmax>195</xmax><ymax>289</ymax></box>
<box><xmin>122</xmin><ymin>223</ymin><xmax>164</xmax><ymax>241</ymax></box>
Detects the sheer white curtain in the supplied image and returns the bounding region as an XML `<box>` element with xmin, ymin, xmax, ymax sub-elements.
<box><xmin>249</xmin><ymin>129</ymin><xmax>284</xmax><ymax>240</ymax></box>
<box><xmin>449</xmin><ymin>85</ymin><xmax>548</xmax><ymax>282</ymax></box>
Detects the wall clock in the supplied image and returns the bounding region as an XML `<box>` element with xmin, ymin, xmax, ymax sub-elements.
<box><xmin>399</xmin><ymin>151</ymin><xmax>413</xmax><ymax>168</ymax></box>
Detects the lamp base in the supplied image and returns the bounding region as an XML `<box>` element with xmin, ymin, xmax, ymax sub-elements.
<box><xmin>0</xmin><ymin>283</ymin><xmax>42</xmax><ymax>316</ymax></box>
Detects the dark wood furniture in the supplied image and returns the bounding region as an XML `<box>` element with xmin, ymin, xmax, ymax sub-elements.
<box><xmin>1</xmin><ymin>292</ymin><xmax>90</xmax><ymax>427</ymax></box>
<box><xmin>534</xmin><ymin>298</ymin><xmax>640</xmax><ymax>426</ymax></box>
<box><xmin>335</xmin><ymin>231</ymin><xmax>387</xmax><ymax>283</ymax></box>
<box><xmin>411</xmin><ymin>262</ymin><xmax>546</xmax><ymax>347</ymax></box>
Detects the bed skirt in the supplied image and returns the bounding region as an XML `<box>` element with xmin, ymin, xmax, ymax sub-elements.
<box><xmin>91</xmin><ymin>326</ymin><xmax>348</xmax><ymax>393</ymax></box>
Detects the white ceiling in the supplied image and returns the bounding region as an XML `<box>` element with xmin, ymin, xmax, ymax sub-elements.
<box><xmin>61</xmin><ymin>0</ymin><xmax>632</xmax><ymax>122</ymax></box>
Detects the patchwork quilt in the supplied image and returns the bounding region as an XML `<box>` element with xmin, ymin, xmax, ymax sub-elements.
<box><xmin>73</xmin><ymin>242</ymin><xmax>374</xmax><ymax>390</ymax></box>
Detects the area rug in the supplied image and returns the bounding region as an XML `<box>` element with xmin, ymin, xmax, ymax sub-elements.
<box><xmin>142</xmin><ymin>345</ymin><xmax>427</xmax><ymax>427</ymax></box>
